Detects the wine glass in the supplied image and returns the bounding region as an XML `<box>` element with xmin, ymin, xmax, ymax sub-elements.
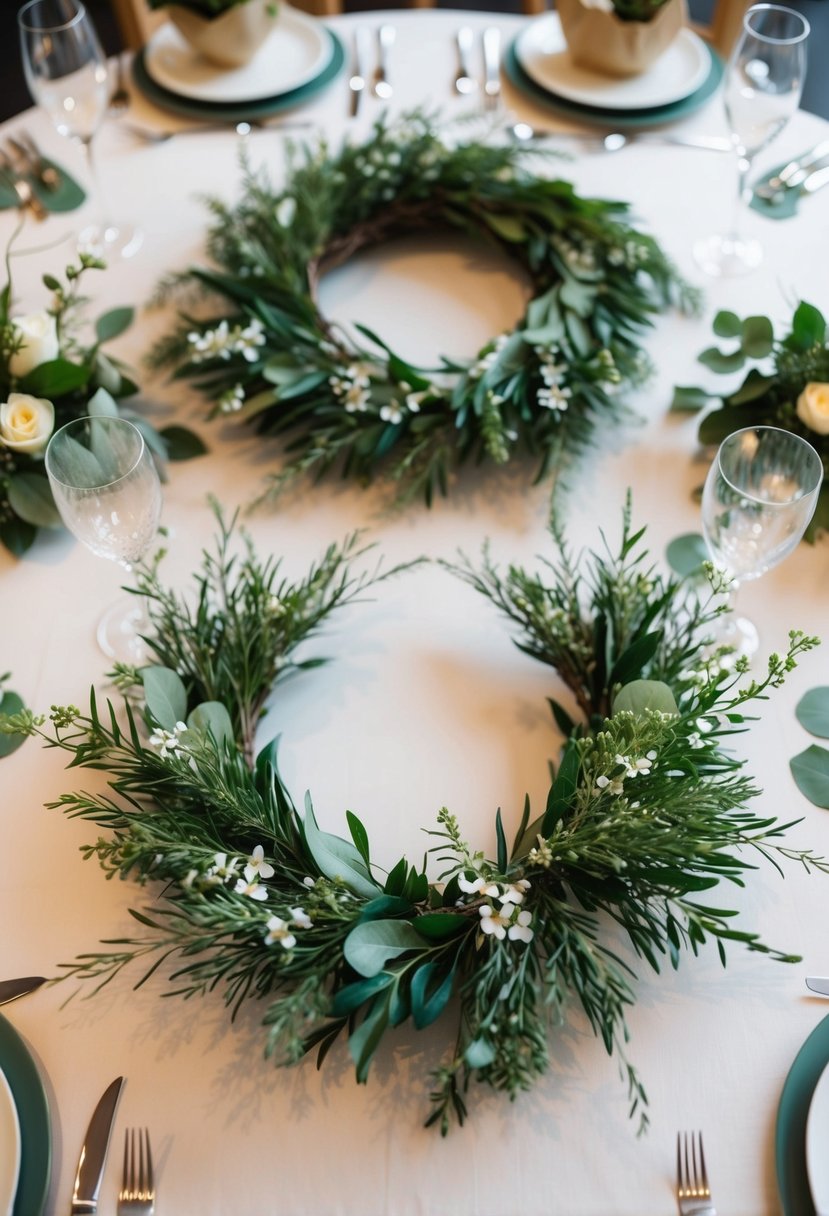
<box><xmin>701</xmin><ymin>425</ymin><xmax>822</xmax><ymax>656</ymax></box>
<box><xmin>45</xmin><ymin>416</ymin><xmax>162</xmax><ymax>661</ymax></box>
<box><xmin>693</xmin><ymin>4</ymin><xmax>809</xmax><ymax>278</ymax></box>
<box><xmin>17</xmin><ymin>0</ymin><xmax>143</xmax><ymax>259</ymax></box>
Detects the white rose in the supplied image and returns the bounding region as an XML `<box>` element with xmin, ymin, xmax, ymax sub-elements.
<box><xmin>0</xmin><ymin>393</ymin><xmax>56</xmax><ymax>457</ymax></box>
<box><xmin>796</xmin><ymin>382</ymin><xmax>829</xmax><ymax>437</ymax></box>
<box><xmin>8</xmin><ymin>311</ymin><xmax>59</xmax><ymax>379</ymax></box>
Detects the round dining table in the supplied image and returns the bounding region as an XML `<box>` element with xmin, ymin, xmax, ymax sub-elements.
<box><xmin>1</xmin><ymin>8</ymin><xmax>829</xmax><ymax>1214</ymax></box>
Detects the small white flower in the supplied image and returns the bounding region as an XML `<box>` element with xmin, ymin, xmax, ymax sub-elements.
<box><xmin>507</xmin><ymin>908</ymin><xmax>534</xmax><ymax>943</ymax></box>
<box><xmin>616</xmin><ymin>753</ymin><xmax>653</xmax><ymax>778</ymax></box>
<box><xmin>380</xmin><ymin>401</ymin><xmax>404</xmax><ymax>425</ymax></box>
<box><xmin>219</xmin><ymin>383</ymin><xmax>245</xmax><ymax>414</ymax></box>
<box><xmin>234</xmin><ymin>877</ymin><xmax>268</xmax><ymax>901</ymax></box>
<box><xmin>343</xmin><ymin>383</ymin><xmax>370</xmax><ymax>414</ymax></box>
<box><xmin>289</xmin><ymin>906</ymin><xmax>313</xmax><ymax>929</ymax></box>
<box><xmin>594</xmin><ymin>773</ymin><xmax>625</xmax><ymax>797</ymax></box>
<box><xmin>276</xmin><ymin>196</ymin><xmax>296</xmax><ymax>227</ymax></box>
<box><xmin>499</xmin><ymin>880</ymin><xmax>531</xmax><ymax>906</ymax></box>
<box><xmin>302</xmin><ymin>876</ymin><xmax>316</xmax><ymax>889</ymax></box>
<box><xmin>458</xmin><ymin>875</ymin><xmax>500</xmax><ymax>898</ymax></box>
<box><xmin>687</xmin><ymin>732</ymin><xmax>705</xmax><ymax>750</ymax></box>
<box><xmin>244</xmin><ymin>845</ymin><xmax>275</xmax><ymax>883</ymax></box>
<box><xmin>538</xmin><ymin>384</ymin><xmax>572</xmax><ymax>412</ymax></box>
<box><xmin>233</xmin><ymin>318</ymin><xmax>266</xmax><ymax>363</ymax></box>
<box><xmin>208</xmin><ymin>852</ymin><xmax>240</xmax><ymax>882</ymax></box>
<box><xmin>188</xmin><ymin>320</ymin><xmax>232</xmax><ymax>362</ymax></box>
<box><xmin>264</xmin><ymin>915</ymin><xmax>296</xmax><ymax>949</ymax></box>
<box><xmin>478</xmin><ymin>903</ymin><xmax>512</xmax><ymax>940</ymax></box>
<box><xmin>148</xmin><ymin>720</ymin><xmax>188</xmax><ymax>759</ymax></box>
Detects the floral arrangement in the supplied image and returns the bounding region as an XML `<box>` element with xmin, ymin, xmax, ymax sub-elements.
<box><xmin>4</xmin><ymin>500</ymin><xmax>823</xmax><ymax>1133</ymax></box>
<box><xmin>151</xmin><ymin>112</ymin><xmax>697</xmax><ymax>507</ymax></box>
<box><xmin>672</xmin><ymin>301</ymin><xmax>829</xmax><ymax>541</ymax></box>
<box><xmin>0</xmin><ymin>248</ymin><xmax>203</xmax><ymax>558</ymax></box>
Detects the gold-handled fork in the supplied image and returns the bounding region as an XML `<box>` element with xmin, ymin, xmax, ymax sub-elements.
<box><xmin>676</xmin><ymin>1131</ymin><xmax>717</xmax><ymax>1216</ymax></box>
<box><xmin>117</xmin><ymin>1127</ymin><xmax>155</xmax><ymax>1216</ymax></box>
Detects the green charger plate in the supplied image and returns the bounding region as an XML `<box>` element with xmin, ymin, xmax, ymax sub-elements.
<box><xmin>0</xmin><ymin>1014</ymin><xmax>51</xmax><ymax>1216</ymax></box>
<box><xmin>504</xmin><ymin>35</ymin><xmax>723</xmax><ymax>130</ymax></box>
<box><xmin>133</xmin><ymin>27</ymin><xmax>344</xmax><ymax>123</ymax></box>
<box><xmin>776</xmin><ymin>1014</ymin><xmax>829</xmax><ymax>1216</ymax></box>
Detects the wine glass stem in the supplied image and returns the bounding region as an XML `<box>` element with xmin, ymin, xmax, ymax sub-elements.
<box><xmin>80</xmin><ymin>133</ymin><xmax>111</xmax><ymax>236</ymax></box>
<box><xmin>730</xmin><ymin>152</ymin><xmax>753</xmax><ymax>240</ymax></box>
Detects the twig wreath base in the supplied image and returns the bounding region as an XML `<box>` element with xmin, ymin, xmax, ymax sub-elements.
<box><xmin>3</xmin><ymin>501</ymin><xmax>825</xmax><ymax>1134</ymax></box>
<box><xmin>151</xmin><ymin>112</ymin><xmax>699</xmax><ymax>506</ymax></box>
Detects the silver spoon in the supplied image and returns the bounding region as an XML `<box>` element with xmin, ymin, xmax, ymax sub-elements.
<box><xmin>509</xmin><ymin>122</ymin><xmax>731</xmax><ymax>153</ymax></box>
<box><xmin>121</xmin><ymin>120</ymin><xmax>313</xmax><ymax>144</ymax></box>
<box><xmin>454</xmin><ymin>27</ymin><xmax>477</xmax><ymax>97</ymax></box>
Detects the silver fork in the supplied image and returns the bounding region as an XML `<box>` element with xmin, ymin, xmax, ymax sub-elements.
<box><xmin>117</xmin><ymin>1127</ymin><xmax>155</xmax><ymax>1215</ymax></box>
<box><xmin>676</xmin><ymin>1131</ymin><xmax>717</xmax><ymax>1216</ymax></box>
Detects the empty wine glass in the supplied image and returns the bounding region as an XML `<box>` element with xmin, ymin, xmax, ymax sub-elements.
<box><xmin>45</xmin><ymin>416</ymin><xmax>162</xmax><ymax>661</ymax></box>
<box><xmin>701</xmin><ymin>425</ymin><xmax>822</xmax><ymax>656</ymax></box>
<box><xmin>18</xmin><ymin>0</ymin><xmax>143</xmax><ymax>258</ymax></box>
<box><xmin>694</xmin><ymin>4</ymin><xmax>809</xmax><ymax>278</ymax></box>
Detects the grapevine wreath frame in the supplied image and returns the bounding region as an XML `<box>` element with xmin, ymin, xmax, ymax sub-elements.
<box><xmin>5</xmin><ymin>502</ymin><xmax>825</xmax><ymax>1134</ymax></box>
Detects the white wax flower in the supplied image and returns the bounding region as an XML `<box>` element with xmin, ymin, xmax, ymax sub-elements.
<box><xmin>0</xmin><ymin>392</ymin><xmax>55</xmax><ymax>456</ymax></box>
<box><xmin>8</xmin><ymin>311</ymin><xmax>59</xmax><ymax>378</ymax></box>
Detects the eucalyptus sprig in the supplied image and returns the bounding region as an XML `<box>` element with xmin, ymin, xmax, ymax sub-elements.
<box><xmin>150</xmin><ymin>110</ymin><xmax>697</xmax><ymax>509</ymax></box>
<box><xmin>4</xmin><ymin>504</ymin><xmax>823</xmax><ymax>1134</ymax></box>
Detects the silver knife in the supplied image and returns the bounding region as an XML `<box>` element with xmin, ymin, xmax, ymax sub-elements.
<box><xmin>71</xmin><ymin>1076</ymin><xmax>124</xmax><ymax>1215</ymax></box>
<box><xmin>801</xmin><ymin>163</ymin><xmax>829</xmax><ymax>196</ymax></box>
<box><xmin>372</xmin><ymin>24</ymin><xmax>395</xmax><ymax>100</ymax></box>
<box><xmin>0</xmin><ymin>976</ymin><xmax>46</xmax><ymax>1006</ymax></box>
<box><xmin>806</xmin><ymin>977</ymin><xmax>829</xmax><ymax>995</ymax></box>
<box><xmin>349</xmin><ymin>26</ymin><xmax>370</xmax><ymax>117</ymax></box>
<box><xmin>482</xmin><ymin>27</ymin><xmax>501</xmax><ymax>112</ymax></box>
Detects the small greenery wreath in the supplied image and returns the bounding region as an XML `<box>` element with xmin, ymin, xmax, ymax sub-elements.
<box><xmin>151</xmin><ymin>112</ymin><xmax>698</xmax><ymax>506</ymax></box>
<box><xmin>4</xmin><ymin>500</ymin><xmax>825</xmax><ymax>1133</ymax></box>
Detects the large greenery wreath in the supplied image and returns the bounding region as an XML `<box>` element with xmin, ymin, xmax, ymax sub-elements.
<box><xmin>4</xmin><ymin>501</ymin><xmax>824</xmax><ymax>1132</ymax></box>
<box><xmin>151</xmin><ymin>113</ymin><xmax>697</xmax><ymax>505</ymax></box>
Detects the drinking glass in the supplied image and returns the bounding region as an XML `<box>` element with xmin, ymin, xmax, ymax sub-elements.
<box><xmin>693</xmin><ymin>4</ymin><xmax>809</xmax><ymax>278</ymax></box>
<box><xmin>45</xmin><ymin>416</ymin><xmax>162</xmax><ymax>661</ymax></box>
<box><xmin>18</xmin><ymin>0</ymin><xmax>143</xmax><ymax>258</ymax></box>
<box><xmin>701</xmin><ymin>425</ymin><xmax>821</xmax><ymax>655</ymax></box>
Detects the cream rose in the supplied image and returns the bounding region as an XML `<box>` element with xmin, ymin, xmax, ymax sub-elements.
<box><xmin>796</xmin><ymin>382</ymin><xmax>829</xmax><ymax>437</ymax></box>
<box><xmin>0</xmin><ymin>393</ymin><xmax>55</xmax><ymax>457</ymax></box>
<box><xmin>8</xmin><ymin>311</ymin><xmax>59</xmax><ymax>379</ymax></box>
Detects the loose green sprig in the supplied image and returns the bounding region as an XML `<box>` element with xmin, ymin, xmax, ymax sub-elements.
<box><xmin>4</xmin><ymin>504</ymin><xmax>823</xmax><ymax>1134</ymax></box>
<box><xmin>150</xmin><ymin>111</ymin><xmax>697</xmax><ymax>509</ymax></box>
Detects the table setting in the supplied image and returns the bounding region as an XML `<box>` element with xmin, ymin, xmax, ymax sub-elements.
<box><xmin>2</xmin><ymin>0</ymin><xmax>829</xmax><ymax>1213</ymax></box>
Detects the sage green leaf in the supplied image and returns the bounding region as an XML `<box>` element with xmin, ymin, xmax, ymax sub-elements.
<box><xmin>0</xmin><ymin>690</ymin><xmax>25</xmax><ymax>758</ymax></box>
<box><xmin>411</xmin><ymin>961</ymin><xmax>455</xmax><ymax>1030</ymax></box>
<box><xmin>795</xmin><ymin>688</ymin><xmax>829</xmax><ymax>739</ymax></box>
<box><xmin>343</xmin><ymin>919</ymin><xmax>424</xmax><ymax>978</ymax></box>
<box><xmin>670</xmin><ymin>386</ymin><xmax>712</xmax><ymax>413</ymax></box>
<box><xmin>303</xmin><ymin>795</ymin><xmax>381</xmax><ymax>899</ymax></box>
<box><xmin>86</xmin><ymin>386</ymin><xmax>119</xmax><ymax>418</ymax></box>
<box><xmin>712</xmin><ymin>310</ymin><xmax>742</xmax><ymax>338</ymax></box>
<box><xmin>187</xmin><ymin>701</ymin><xmax>233</xmax><ymax>745</ymax></box>
<box><xmin>791</xmin><ymin>301</ymin><xmax>826</xmax><ymax>351</ymax></box>
<box><xmin>158</xmin><ymin>426</ymin><xmax>208</xmax><ymax>461</ymax></box>
<box><xmin>50</xmin><ymin>431</ymin><xmax>107</xmax><ymax>488</ymax></box>
<box><xmin>91</xmin><ymin>351</ymin><xmax>124</xmax><ymax>395</ymax></box>
<box><xmin>613</xmin><ymin>679</ymin><xmax>679</xmax><ymax>718</ymax></box>
<box><xmin>348</xmin><ymin>997</ymin><xmax>389</xmax><ymax>1082</ymax></box>
<box><xmin>740</xmin><ymin>315</ymin><xmax>774</xmax><ymax>359</ymax></box>
<box><xmin>7</xmin><ymin>474</ymin><xmax>61</xmax><ymax>528</ymax></box>
<box><xmin>665</xmin><ymin>532</ymin><xmax>709</xmax><ymax>578</ymax></box>
<box><xmin>464</xmin><ymin>1037</ymin><xmax>496</xmax><ymax>1068</ymax></box>
<box><xmin>142</xmin><ymin>665</ymin><xmax>188</xmax><ymax>731</ymax></box>
<box><xmin>698</xmin><ymin>347</ymin><xmax>746</xmax><ymax>375</ymax></box>
<box><xmin>95</xmin><ymin>306</ymin><xmax>134</xmax><ymax>343</ymax></box>
<box><xmin>790</xmin><ymin>744</ymin><xmax>829</xmax><ymax>808</ymax></box>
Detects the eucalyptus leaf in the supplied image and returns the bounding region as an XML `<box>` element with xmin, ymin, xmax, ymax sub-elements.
<box><xmin>790</xmin><ymin>744</ymin><xmax>829</xmax><ymax>808</ymax></box>
<box><xmin>142</xmin><ymin>665</ymin><xmax>188</xmax><ymax>731</ymax></box>
<box><xmin>464</xmin><ymin>1037</ymin><xmax>496</xmax><ymax>1068</ymax></box>
<box><xmin>348</xmin><ymin>997</ymin><xmax>389</xmax><ymax>1082</ymax></box>
<box><xmin>740</xmin><ymin>316</ymin><xmax>774</xmax><ymax>359</ymax></box>
<box><xmin>791</xmin><ymin>301</ymin><xmax>826</xmax><ymax>351</ymax></box>
<box><xmin>613</xmin><ymin>679</ymin><xmax>679</xmax><ymax>718</ymax></box>
<box><xmin>698</xmin><ymin>347</ymin><xmax>746</xmax><ymax>375</ymax></box>
<box><xmin>7</xmin><ymin>474</ymin><xmax>61</xmax><ymax>528</ymax></box>
<box><xmin>795</xmin><ymin>688</ymin><xmax>829</xmax><ymax>739</ymax></box>
<box><xmin>712</xmin><ymin>310</ymin><xmax>742</xmax><ymax>339</ymax></box>
<box><xmin>665</xmin><ymin>533</ymin><xmax>709</xmax><ymax>578</ymax></box>
<box><xmin>343</xmin><ymin>919</ymin><xmax>424</xmax><ymax>978</ymax></box>
<box><xmin>411</xmin><ymin>961</ymin><xmax>455</xmax><ymax>1030</ymax></box>
<box><xmin>187</xmin><ymin>701</ymin><xmax>233</xmax><ymax>745</ymax></box>
<box><xmin>86</xmin><ymin>386</ymin><xmax>120</xmax><ymax>418</ymax></box>
<box><xmin>95</xmin><ymin>306</ymin><xmax>134</xmax><ymax>343</ymax></box>
<box><xmin>0</xmin><ymin>690</ymin><xmax>26</xmax><ymax>758</ymax></box>
<box><xmin>158</xmin><ymin>426</ymin><xmax>208</xmax><ymax>461</ymax></box>
<box><xmin>670</xmin><ymin>386</ymin><xmax>712</xmax><ymax>413</ymax></box>
<box><xmin>303</xmin><ymin>795</ymin><xmax>381</xmax><ymax>899</ymax></box>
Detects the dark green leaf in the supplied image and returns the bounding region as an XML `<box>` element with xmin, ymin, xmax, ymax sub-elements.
<box><xmin>542</xmin><ymin>741</ymin><xmax>580</xmax><ymax>834</ymax></box>
<box><xmin>413</xmin><ymin>914</ymin><xmax>468</xmax><ymax>942</ymax></box>
<box><xmin>331</xmin><ymin>973</ymin><xmax>393</xmax><ymax>1017</ymax></box>
<box><xmin>712</xmin><ymin>310</ymin><xmax>742</xmax><ymax>338</ymax></box>
<box><xmin>95</xmin><ymin>306</ymin><xmax>134</xmax><ymax>343</ymax></box>
<box><xmin>346</xmin><ymin>810</ymin><xmax>371</xmax><ymax>870</ymax></box>
<box><xmin>384</xmin><ymin>856</ymin><xmax>408</xmax><ymax>897</ymax></box>
<box><xmin>158</xmin><ymin>426</ymin><xmax>207</xmax><ymax>461</ymax></box>
<box><xmin>790</xmin><ymin>744</ymin><xmax>829</xmax><ymax>808</ymax></box>
<box><xmin>740</xmin><ymin>315</ymin><xmax>774</xmax><ymax>359</ymax></box>
<box><xmin>19</xmin><ymin>358</ymin><xmax>89</xmax><ymax>397</ymax></box>
<box><xmin>357</xmin><ymin>895</ymin><xmax>412</xmax><ymax>923</ymax></box>
<box><xmin>348</xmin><ymin>997</ymin><xmax>389</xmax><ymax>1082</ymax></box>
<box><xmin>609</xmin><ymin>630</ymin><xmax>662</xmax><ymax>687</ymax></box>
<box><xmin>495</xmin><ymin>808</ymin><xmax>507</xmax><ymax>873</ymax></box>
<box><xmin>0</xmin><ymin>690</ymin><xmax>26</xmax><ymax>757</ymax></box>
<box><xmin>0</xmin><ymin>516</ymin><xmax>36</xmax><ymax>557</ymax></box>
<box><xmin>548</xmin><ymin>698</ymin><xmax>576</xmax><ymax>737</ymax></box>
<box><xmin>791</xmin><ymin>301</ymin><xmax>826</xmax><ymax>351</ymax></box>
<box><xmin>411</xmin><ymin>961</ymin><xmax>455</xmax><ymax>1030</ymax></box>
<box><xmin>795</xmin><ymin>688</ymin><xmax>829</xmax><ymax>739</ymax></box>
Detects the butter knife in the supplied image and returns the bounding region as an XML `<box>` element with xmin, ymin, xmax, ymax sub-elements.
<box><xmin>71</xmin><ymin>1077</ymin><xmax>124</xmax><ymax>1215</ymax></box>
<box><xmin>0</xmin><ymin>976</ymin><xmax>46</xmax><ymax>1006</ymax></box>
<box><xmin>806</xmin><ymin>977</ymin><xmax>829</xmax><ymax>996</ymax></box>
<box><xmin>349</xmin><ymin>26</ymin><xmax>370</xmax><ymax>117</ymax></box>
<box><xmin>482</xmin><ymin>27</ymin><xmax>501</xmax><ymax>112</ymax></box>
<box><xmin>755</xmin><ymin>138</ymin><xmax>829</xmax><ymax>199</ymax></box>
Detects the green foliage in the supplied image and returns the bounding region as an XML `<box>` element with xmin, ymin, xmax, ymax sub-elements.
<box><xmin>675</xmin><ymin>301</ymin><xmax>829</xmax><ymax>543</ymax></box>
<box><xmin>789</xmin><ymin>687</ymin><xmax>829</xmax><ymax>808</ymax></box>
<box><xmin>0</xmin><ymin>676</ymin><xmax>27</xmax><ymax>758</ymax></box>
<box><xmin>9</xmin><ymin>506</ymin><xmax>824</xmax><ymax>1136</ymax></box>
<box><xmin>151</xmin><ymin>111</ymin><xmax>696</xmax><ymax>508</ymax></box>
<box><xmin>795</xmin><ymin>687</ymin><xmax>829</xmax><ymax>738</ymax></box>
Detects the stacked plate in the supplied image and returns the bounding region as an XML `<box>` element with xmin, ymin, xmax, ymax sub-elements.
<box><xmin>505</xmin><ymin>13</ymin><xmax>723</xmax><ymax>130</ymax></box>
<box><xmin>777</xmin><ymin>1014</ymin><xmax>829</xmax><ymax>1216</ymax></box>
<box><xmin>133</xmin><ymin>7</ymin><xmax>345</xmax><ymax>123</ymax></box>
<box><xmin>0</xmin><ymin>1016</ymin><xmax>50</xmax><ymax>1216</ymax></box>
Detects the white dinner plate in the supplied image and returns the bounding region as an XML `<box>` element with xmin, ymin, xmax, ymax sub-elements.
<box><xmin>144</xmin><ymin>7</ymin><xmax>332</xmax><ymax>104</ymax></box>
<box><xmin>515</xmin><ymin>13</ymin><xmax>710</xmax><ymax>111</ymax></box>
<box><xmin>0</xmin><ymin>1067</ymin><xmax>21</xmax><ymax>1216</ymax></box>
<box><xmin>807</xmin><ymin>1059</ymin><xmax>829</xmax><ymax>1214</ymax></box>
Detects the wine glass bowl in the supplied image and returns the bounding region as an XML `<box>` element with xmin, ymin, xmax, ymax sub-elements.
<box><xmin>694</xmin><ymin>3</ymin><xmax>809</xmax><ymax>278</ymax></box>
<box><xmin>46</xmin><ymin>416</ymin><xmax>162</xmax><ymax>659</ymax></box>
<box><xmin>701</xmin><ymin>425</ymin><xmax>822</xmax><ymax>654</ymax></box>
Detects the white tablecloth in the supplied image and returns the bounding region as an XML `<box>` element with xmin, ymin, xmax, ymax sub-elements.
<box><xmin>2</xmin><ymin>10</ymin><xmax>829</xmax><ymax>1214</ymax></box>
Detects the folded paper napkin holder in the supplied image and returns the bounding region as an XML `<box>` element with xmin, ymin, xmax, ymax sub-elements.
<box><xmin>556</xmin><ymin>0</ymin><xmax>687</xmax><ymax>77</ymax></box>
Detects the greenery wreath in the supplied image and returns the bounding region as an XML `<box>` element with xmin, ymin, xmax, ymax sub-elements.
<box><xmin>151</xmin><ymin>112</ymin><xmax>698</xmax><ymax>506</ymax></box>
<box><xmin>4</xmin><ymin>500</ymin><xmax>825</xmax><ymax>1133</ymax></box>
